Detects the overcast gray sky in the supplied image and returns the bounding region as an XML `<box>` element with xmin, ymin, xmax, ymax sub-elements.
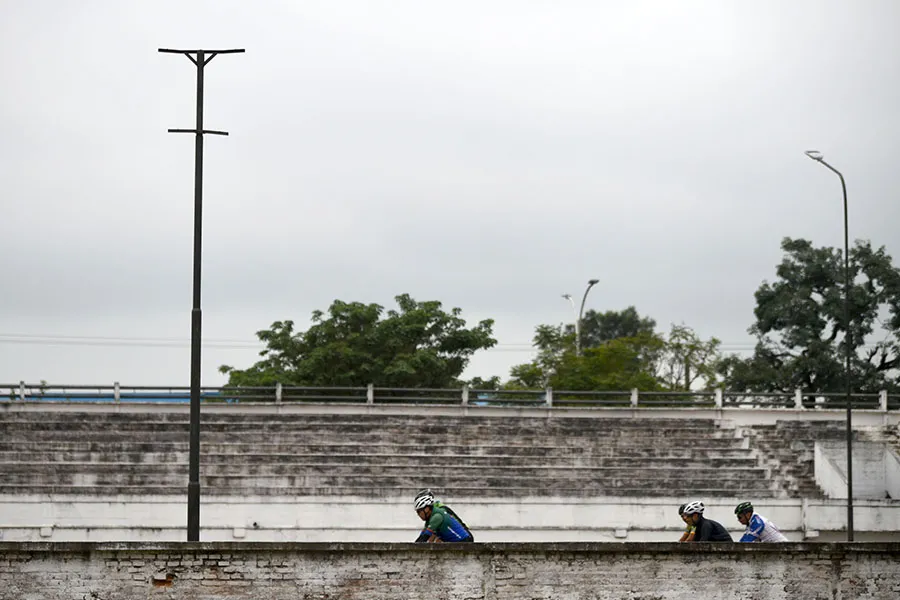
<box><xmin>1</xmin><ymin>0</ymin><xmax>899</xmax><ymax>387</ymax></box>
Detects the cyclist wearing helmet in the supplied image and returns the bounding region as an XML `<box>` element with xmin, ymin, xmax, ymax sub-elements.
<box><xmin>678</xmin><ymin>503</ymin><xmax>696</xmax><ymax>542</ymax></box>
<box><xmin>682</xmin><ymin>500</ymin><xmax>733</xmax><ymax>542</ymax></box>
<box><xmin>413</xmin><ymin>489</ymin><xmax>474</xmax><ymax>543</ymax></box>
<box><xmin>735</xmin><ymin>502</ymin><xmax>788</xmax><ymax>543</ymax></box>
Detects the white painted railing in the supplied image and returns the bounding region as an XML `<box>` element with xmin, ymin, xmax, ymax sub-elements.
<box><xmin>2</xmin><ymin>382</ymin><xmax>896</xmax><ymax>411</ymax></box>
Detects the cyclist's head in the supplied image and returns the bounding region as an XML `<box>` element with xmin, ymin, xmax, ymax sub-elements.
<box><xmin>678</xmin><ymin>503</ymin><xmax>690</xmax><ymax>523</ymax></box>
<box><xmin>734</xmin><ymin>501</ymin><xmax>754</xmax><ymax>524</ymax></box>
<box><xmin>414</xmin><ymin>490</ymin><xmax>435</xmax><ymax>520</ymax></box>
<box><xmin>682</xmin><ymin>501</ymin><xmax>704</xmax><ymax>522</ymax></box>
<box><xmin>734</xmin><ymin>502</ymin><xmax>753</xmax><ymax>515</ymax></box>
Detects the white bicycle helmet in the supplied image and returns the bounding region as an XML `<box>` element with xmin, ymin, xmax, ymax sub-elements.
<box><xmin>414</xmin><ymin>491</ymin><xmax>435</xmax><ymax>510</ymax></box>
<box><xmin>683</xmin><ymin>500</ymin><xmax>705</xmax><ymax>515</ymax></box>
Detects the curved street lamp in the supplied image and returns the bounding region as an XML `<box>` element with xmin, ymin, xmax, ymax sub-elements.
<box><xmin>804</xmin><ymin>149</ymin><xmax>853</xmax><ymax>541</ymax></box>
<box><xmin>562</xmin><ymin>279</ymin><xmax>600</xmax><ymax>356</ymax></box>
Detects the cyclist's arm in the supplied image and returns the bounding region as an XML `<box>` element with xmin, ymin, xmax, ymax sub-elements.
<box><xmin>739</xmin><ymin>515</ymin><xmax>764</xmax><ymax>543</ymax></box>
<box><xmin>423</xmin><ymin>512</ymin><xmax>446</xmax><ymax>543</ymax></box>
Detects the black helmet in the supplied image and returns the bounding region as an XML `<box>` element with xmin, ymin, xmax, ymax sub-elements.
<box><xmin>734</xmin><ymin>501</ymin><xmax>753</xmax><ymax>515</ymax></box>
<box><xmin>678</xmin><ymin>503</ymin><xmax>686</xmax><ymax>515</ymax></box>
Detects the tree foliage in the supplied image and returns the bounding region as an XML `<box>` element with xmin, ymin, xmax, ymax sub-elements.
<box><xmin>565</xmin><ymin>306</ymin><xmax>657</xmax><ymax>348</ymax></box>
<box><xmin>466</xmin><ymin>376</ymin><xmax>502</xmax><ymax>390</ymax></box>
<box><xmin>720</xmin><ymin>238</ymin><xmax>900</xmax><ymax>393</ymax></box>
<box><xmin>657</xmin><ymin>324</ymin><xmax>723</xmax><ymax>391</ymax></box>
<box><xmin>219</xmin><ymin>294</ymin><xmax>496</xmax><ymax>388</ymax></box>
<box><xmin>508</xmin><ymin>307</ymin><xmax>718</xmax><ymax>391</ymax></box>
<box><xmin>549</xmin><ymin>334</ymin><xmax>667</xmax><ymax>391</ymax></box>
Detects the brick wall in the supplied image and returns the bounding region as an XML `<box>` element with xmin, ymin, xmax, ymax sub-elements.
<box><xmin>1</xmin><ymin>541</ymin><xmax>899</xmax><ymax>600</ymax></box>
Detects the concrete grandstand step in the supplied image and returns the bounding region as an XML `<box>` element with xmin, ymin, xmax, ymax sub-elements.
<box><xmin>194</xmin><ymin>422</ymin><xmax>722</xmax><ymax>435</ymax></box>
<box><xmin>0</xmin><ymin>441</ymin><xmax>756</xmax><ymax>459</ymax></box>
<box><xmin>1</xmin><ymin>420</ymin><xmax>572</xmax><ymax>433</ymax></box>
<box><xmin>0</xmin><ymin>412</ymin><xmax>722</xmax><ymax>427</ymax></box>
<box><xmin>0</xmin><ymin>468</ymin><xmax>772</xmax><ymax>491</ymax></box>
<box><xmin>0</xmin><ymin>416</ymin><xmax>721</xmax><ymax>437</ymax></box>
<box><xmin>0</xmin><ymin>482</ymin><xmax>777</xmax><ymax>497</ymax></box>
<box><xmin>0</xmin><ymin>460</ymin><xmax>768</xmax><ymax>478</ymax></box>
<box><xmin>0</xmin><ymin>451</ymin><xmax>761</xmax><ymax>470</ymax></box>
<box><xmin>0</xmin><ymin>440</ymin><xmax>753</xmax><ymax>460</ymax></box>
<box><xmin>0</xmin><ymin>414</ymin><xmax>725</xmax><ymax>429</ymax></box>
<box><xmin>0</xmin><ymin>431</ymin><xmax>746</xmax><ymax>450</ymax></box>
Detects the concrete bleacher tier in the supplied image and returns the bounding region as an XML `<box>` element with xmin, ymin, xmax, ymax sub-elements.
<box><xmin>0</xmin><ymin>410</ymin><xmax>877</xmax><ymax>499</ymax></box>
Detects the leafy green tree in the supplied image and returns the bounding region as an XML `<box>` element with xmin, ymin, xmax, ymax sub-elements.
<box><xmin>508</xmin><ymin>308</ymin><xmax>666</xmax><ymax>390</ymax></box>
<box><xmin>549</xmin><ymin>333</ymin><xmax>667</xmax><ymax>391</ymax></box>
<box><xmin>720</xmin><ymin>238</ymin><xmax>900</xmax><ymax>393</ymax></box>
<box><xmin>657</xmin><ymin>324</ymin><xmax>723</xmax><ymax>391</ymax></box>
<box><xmin>565</xmin><ymin>306</ymin><xmax>657</xmax><ymax>349</ymax></box>
<box><xmin>466</xmin><ymin>376</ymin><xmax>502</xmax><ymax>390</ymax></box>
<box><xmin>507</xmin><ymin>323</ymin><xmax>574</xmax><ymax>388</ymax></box>
<box><xmin>219</xmin><ymin>294</ymin><xmax>496</xmax><ymax>388</ymax></box>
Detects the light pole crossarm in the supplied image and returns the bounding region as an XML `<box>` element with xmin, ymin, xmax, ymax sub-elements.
<box><xmin>168</xmin><ymin>129</ymin><xmax>230</xmax><ymax>136</ymax></box>
<box><xmin>158</xmin><ymin>48</ymin><xmax>245</xmax><ymax>66</ymax></box>
<box><xmin>158</xmin><ymin>48</ymin><xmax>246</xmax><ymax>54</ymax></box>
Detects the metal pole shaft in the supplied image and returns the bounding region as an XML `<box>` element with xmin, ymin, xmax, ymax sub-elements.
<box><xmin>577</xmin><ymin>284</ymin><xmax>593</xmax><ymax>357</ymax></box>
<box><xmin>575</xmin><ymin>317</ymin><xmax>582</xmax><ymax>357</ymax></box>
<box><xmin>840</xmin><ymin>173</ymin><xmax>853</xmax><ymax>541</ymax></box>
<box><xmin>187</xmin><ymin>50</ymin><xmax>205</xmax><ymax>543</ymax></box>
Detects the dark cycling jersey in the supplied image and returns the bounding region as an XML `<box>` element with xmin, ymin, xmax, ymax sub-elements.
<box><xmin>692</xmin><ymin>516</ymin><xmax>733</xmax><ymax>542</ymax></box>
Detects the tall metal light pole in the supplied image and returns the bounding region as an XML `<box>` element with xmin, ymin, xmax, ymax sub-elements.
<box><xmin>561</xmin><ymin>279</ymin><xmax>599</xmax><ymax>356</ymax></box>
<box><xmin>804</xmin><ymin>149</ymin><xmax>854</xmax><ymax>541</ymax></box>
<box><xmin>159</xmin><ymin>47</ymin><xmax>245</xmax><ymax>542</ymax></box>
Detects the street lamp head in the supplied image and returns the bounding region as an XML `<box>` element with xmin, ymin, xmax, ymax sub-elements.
<box><xmin>588</xmin><ymin>279</ymin><xmax>599</xmax><ymax>286</ymax></box>
<box><xmin>805</xmin><ymin>150</ymin><xmax>824</xmax><ymax>162</ymax></box>
<box><xmin>561</xmin><ymin>293</ymin><xmax>572</xmax><ymax>300</ymax></box>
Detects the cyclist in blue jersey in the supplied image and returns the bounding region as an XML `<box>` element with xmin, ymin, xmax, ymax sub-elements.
<box><xmin>413</xmin><ymin>489</ymin><xmax>474</xmax><ymax>543</ymax></box>
<box><xmin>735</xmin><ymin>502</ymin><xmax>788</xmax><ymax>542</ymax></box>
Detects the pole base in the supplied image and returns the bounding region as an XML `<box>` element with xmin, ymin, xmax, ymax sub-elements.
<box><xmin>187</xmin><ymin>481</ymin><xmax>201</xmax><ymax>541</ymax></box>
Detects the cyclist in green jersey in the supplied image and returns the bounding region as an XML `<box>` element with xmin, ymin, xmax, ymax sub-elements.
<box><xmin>413</xmin><ymin>489</ymin><xmax>474</xmax><ymax>543</ymax></box>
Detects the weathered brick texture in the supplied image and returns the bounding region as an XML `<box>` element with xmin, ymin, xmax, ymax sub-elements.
<box><xmin>1</xmin><ymin>541</ymin><xmax>898</xmax><ymax>599</ymax></box>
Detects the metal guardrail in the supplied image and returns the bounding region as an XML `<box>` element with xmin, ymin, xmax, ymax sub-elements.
<box><xmin>1</xmin><ymin>382</ymin><xmax>897</xmax><ymax>411</ymax></box>
<box><xmin>723</xmin><ymin>392</ymin><xmax>795</xmax><ymax>409</ymax></box>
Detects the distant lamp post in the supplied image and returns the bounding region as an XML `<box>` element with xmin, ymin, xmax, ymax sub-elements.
<box><xmin>804</xmin><ymin>149</ymin><xmax>854</xmax><ymax>541</ymax></box>
<box><xmin>561</xmin><ymin>279</ymin><xmax>599</xmax><ymax>356</ymax></box>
